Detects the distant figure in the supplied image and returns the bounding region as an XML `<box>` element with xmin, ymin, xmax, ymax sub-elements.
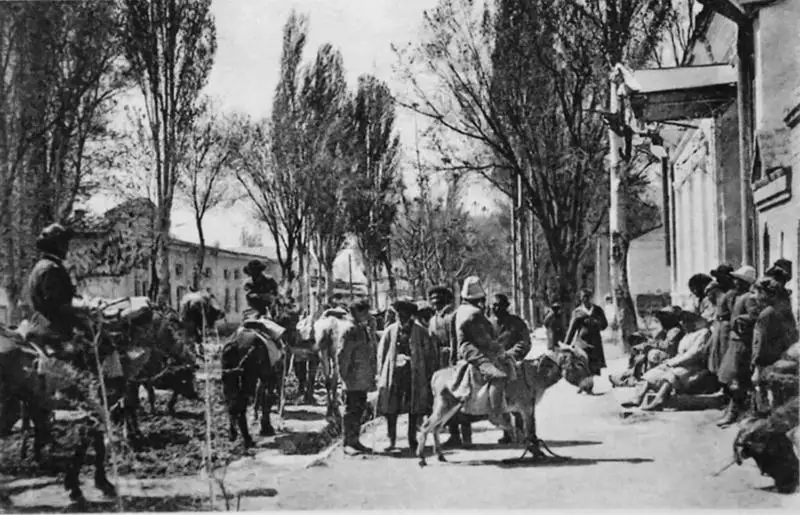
<box><xmin>543</xmin><ymin>302</ymin><xmax>566</xmax><ymax>351</ymax></box>
<box><xmin>565</xmin><ymin>289</ymin><xmax>609</xmax><ymax>394</ymax></box>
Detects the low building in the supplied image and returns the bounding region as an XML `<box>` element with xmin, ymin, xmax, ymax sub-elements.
<box><xmin>0</xmin><ymin>198</ymin><xmax>280</xmax><ymax>326</ymax></box>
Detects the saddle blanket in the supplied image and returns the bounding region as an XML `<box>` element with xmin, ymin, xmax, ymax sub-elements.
<box><xmin>448</xmin><ymin>357</ymin><xmax>517</xmax><ymax>416</ymax></box>
<box><xmin>238</xmin><ymin>327</ymin><xmax>284</xmax><ymax>366</ymax></box>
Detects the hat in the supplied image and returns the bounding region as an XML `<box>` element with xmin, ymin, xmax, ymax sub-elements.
<box><xmin>704</xmin><ymin>280</ymin><xmax>722</xmax><ymax>296</ymax></box>
<box><xmin>460</xmin><ymin>276</ymin><xmax>486</xmax><ymax>301</ymax></box>
<box><xmin>688</xmin><ymin>273</ymin><xmax>713</xmax><ymax>293</ymax></box>
<box><xmin>551</xmin><ymin>301</ymin><xmax>562</xmax><ymax>309</ymax></box>
<box><xmin>427</xmin><ymin>286</ymin><xmax>453</xmax><ymax>299</ymax></box>
<box><xmin>730</xmin><ymin>265</ymin><xmax>757</xmax><ymax>285</ymax></box>
<box><xmin>753</xmin><ymin>277</ymin><xmax>783</xmax><ymax>296</ymax></box>
<box><xmin>492</xmin><ymin>293</ymin><xmax>510</xmax><ymax>307</ymax></box>
<box><xmin>36</xmin><ymin>223</ymin><xmax>74</xmax><ymax>246</ymax></box>
<box><xmin>391</xmin><ymin>297</ymin><xmax>418</xmax><ymax>315</ymax></box>
<box><xmin>765</xmin><ymin>259</ymin><xmax>792</xmax><ymax>283</ymax></box>
<box><xmin>710</xmin><ymin>264</ymin><xmax>734</xmax><ymax>279</ymax></box>
<box><xmin>243</xmin><ymin>260</ymin><xmax>267</xmax><ymax>276</ymax></box>
<box><xmin>654</xmin><ymin>305</ymin><xmax>682</xmax><ymax>320</ymax></box>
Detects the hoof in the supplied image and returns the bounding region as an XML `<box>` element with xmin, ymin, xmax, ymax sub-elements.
<box><xmin>418</xmin><ymin>459</ymin><xmax>427</xmax><ymax>468</ymax></box>
<box><xmin>437</xmin><ymin>454</ymin><xmax>447</xmax><ymax>463</ymax></box>
<box><xmin>260</xmin><ymin>427</ymin><xmax>276</xmax><ymax>437</ymax></box>
<box><xmin>95</xmin><ymin>479</ymin><xmax>117</xmax><ymax>498</ymax></box>
<box><xmin>244</xmin><ymin>439</ymin><xmax>256</xmax><ymax>449</ymax></box>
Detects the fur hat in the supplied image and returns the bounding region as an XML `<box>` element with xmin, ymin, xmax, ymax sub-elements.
<box><xmin>460</xmin><ymin>276</ymin><xmax>486</xmax><ymax>301</ymax></box>
<box><xmin>36</xmin><ymin>223</ymin><xmax>74</xmax><ymax>251</ymax></box>
<box><xmin>492</xmin><ymin>293</ymin><xmax>510</xmax><ymax>307</ymax></box>
<box><xmin>710</xmin><ymin>264</ymin><xmax>734</xmax><ymax>280</ymax></box>
<box><xmin>391</xmin><ymin>297</ymin><xmax>418</xmax><ymax>315</ymax></box>
<box><xmin>730</xmin><ymin>265</ymin><xmax>757</xmax><ymax>285</ymax></box>
<box><xmin>243</xmin><ymin>260</ymin><xmax>267</xmax><ymax>277</ymax></box>
<box><xmin>689</xmin><ymin>273</ymin><xmax>714</xmax><ymax>294</ymax></box>
<box><xmin>753</xmin><ymin>277</ymin><xmax>783</xmax><ymax>297</ymax></box>
<box><xmin>427</xmin><ymin>286</ymin><xmax>453</xmax><ymax>301</ymax></box>
<box><xmin>765</xmin><ymin>259</ymin><xmax>792</xmax><ymax>284</ymax></box>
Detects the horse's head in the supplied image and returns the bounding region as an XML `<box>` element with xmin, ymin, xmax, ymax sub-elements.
<box><xmin>554</xmin><ymin>343</ymin><xmax>593</xmax><ymax>388</ymax></box>
<box><xmin>524</xmin><ymin>353</ymin><xmax>563</xmax><ymax>391</ymax></box>
<box><xmin>180</xmin><ymin>291</ymin><xmax>224</xmax><ymax>332</ymax></box>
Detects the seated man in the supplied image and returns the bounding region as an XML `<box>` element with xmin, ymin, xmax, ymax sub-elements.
<box><xmin>452</xmin><ymin>276</ymin><xmax>515</xmax><ymax>434</ymax></box>
<box><xmin>622</xmin><ymin>309</ymin><xmax>717</xmax><ymax>411</ymax></box>
<box><xmin>239</xmin><ymin>260</ymin><xmax>285</xmax><ymax>362</ymax></box>
<box><xmin>610</xmin><ymin>306</ymin><xmax>684</xmax><ymax>387</ymax></box>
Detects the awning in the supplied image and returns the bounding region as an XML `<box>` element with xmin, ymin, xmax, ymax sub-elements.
<box><xmin>621</xmin><ymin>63</ymin><xmax>738</xmax><ymax>123</ymax></box>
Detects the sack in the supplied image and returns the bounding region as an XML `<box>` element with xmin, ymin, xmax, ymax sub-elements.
<box><xmin>101</xmin><ymin>296</ymin><xmax>153</xmax><ymax>325</ymax></box>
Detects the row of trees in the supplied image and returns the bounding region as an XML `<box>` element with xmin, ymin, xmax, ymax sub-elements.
<box><xmin>393</xmin><ymin>0</ymin><xmax>679</xmax><ymax>322</ymax></box>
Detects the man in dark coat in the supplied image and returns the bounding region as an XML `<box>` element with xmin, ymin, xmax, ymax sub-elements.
<box><xmin>751</xmin><ymin>277</ymin><xmax>799</xmax><ymax>389</ymax></box>
<box><xmin>242</xmin><ymin>259</ymin><xmax>279</xmax><ymax>321</ymax></box>
<box><xmin>565</xmin><ymin>289</ymin><xmax>608</xmax><ymax>393</ymax></box>
<box><xmin>490</xmin><ymin>293</ymin><xmax>531</xmax><ymax>443</ymax></box>
<box><xmin>25</xmin><ymin>224</ymin><xmax>89</xmax><ymax>357</ymax></box>
<box><xmin>707</xmin><ymin>264</ymin><xmax>737</xmax><ymax>375</ymax></box>
<box><xmin>543</xmin><ymin>302</ymin><xmax>566</xmax><ymax>351</ymax></box>
<box><xmin>427</xmin><ymin>285</ymin><xmax>472</xmax><ymax>448</ymax></box>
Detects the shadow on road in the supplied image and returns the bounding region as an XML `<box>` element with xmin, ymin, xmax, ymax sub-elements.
<box><xmin>283</xmin><ymin>409</ymin><xmax>327</xmax><ymax>422</ymax></box>
<box><xmin>456</xmin><ymin>456</ymin><xmax>654</xmax><ymax>468</ymax></box>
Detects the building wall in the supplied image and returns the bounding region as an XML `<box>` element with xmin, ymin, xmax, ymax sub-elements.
<box><xmin>628</xmin><ymin>226</ymin><xmax>671</xmax><ymax>299</ymax></box>
<box><xmin>751</xmin><ymin>0</ymin><xmax>800</xmax><ymax>321</ymax></box>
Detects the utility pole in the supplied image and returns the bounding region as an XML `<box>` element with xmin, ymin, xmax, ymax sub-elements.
<box><xmin>518</xmin><ymin>174</ymin><xmax>531</xmax><ymax>323</ymax></box>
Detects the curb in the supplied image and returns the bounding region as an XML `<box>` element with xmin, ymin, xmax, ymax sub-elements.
<box><xmin>303</xmin><ymin>417</ymin><xmax>384</xmax><ymax>469</ymax></box>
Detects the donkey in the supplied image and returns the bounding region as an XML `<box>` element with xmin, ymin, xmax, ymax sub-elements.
<box><xmin>416</xmin><ymin>345</ymin><xmax>593</xmax><ymax>467</ymax></box>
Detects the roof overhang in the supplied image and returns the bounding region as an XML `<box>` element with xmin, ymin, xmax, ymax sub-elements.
<box><xmin>619</xmin><ymin>63</ymin><xmax>738</xmax><ymax>123</ymax></box>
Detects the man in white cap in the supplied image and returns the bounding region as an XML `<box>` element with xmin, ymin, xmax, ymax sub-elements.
<box><xmin>454</xmin><ymin>276</ymin><xmax>513</xmax><ymax>429</ymax></box>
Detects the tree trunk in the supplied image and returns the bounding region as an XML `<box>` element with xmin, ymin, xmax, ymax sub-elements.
<box><xmin>297</xmin><ymin>248</ymin><xmax>306</xmax><ymax>311</ymax></box>
<box><xmin>380</xmin><ymin>253</ymin><xmax>397</xmax><ymax>302</ymax></box>
<box><xmin>194</xmin><ymin>215</ymin><xmax>205</xmax><ymax>291</ymax></box>
<box><xmin>155</xmin><ymin>210</ymin><xmax>172</xmax><ymax>307</ymax></box>
<box><xmin>518</xmin><ymin>204</ymin><xmax>531</xmax><ymax>324</ymax></box>
<box><xmin>608</xmin><ymin>76</ymin><xmax>637</xmax><ymax>353</ymax></box>
<box><xmin>364</xmin><ymin>258</ymin><xmax>373</xmax><ymax>306</ymax></box>
<box><xmin>324</xmin><ymin>265</ymin><xmax>334</xmax><ymax>305</ymax></box>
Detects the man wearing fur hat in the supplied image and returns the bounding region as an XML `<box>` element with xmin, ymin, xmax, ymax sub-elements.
<box><xmin>454</xmin><ymin>276</ymin><xmax>513</xmax><ymax>429</ymax></box>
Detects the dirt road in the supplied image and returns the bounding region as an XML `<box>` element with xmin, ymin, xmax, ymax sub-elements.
<box><xmin>248</xmin><ymin>343</ymin><xmax>800</xmax><ymax>510</ymax></box>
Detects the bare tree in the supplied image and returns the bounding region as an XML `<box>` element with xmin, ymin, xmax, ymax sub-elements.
<box><xmin>178</xmin><ymin>99</ymin><xmax>240</xmax><ymax>289</ymax></box>
<box><xmin>121</xmin><ymin>0</ymin><xmax>217</xmax><ymax>305</ymax></box>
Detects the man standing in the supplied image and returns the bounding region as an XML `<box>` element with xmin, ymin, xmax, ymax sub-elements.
<box><xmin>427</xmin><ymin>285</ymin><xmax>472</xmax><ymax>448</ymax></box>
<box><xmin>490</xmin><ymin>293</ymin><xmax>531</xmax><ymax>443</ymax></box>
<box><xmin>455</xmin><ymin>276</ymin><xmax>513</xmax><ymax>433</ymax></box>
<box><xmin>335</xmin><ymin>298</ymin><xmax>377</xmax><ymax>455</ymax></box>
<box><xmin>543</xmin><ymin>302</ymin><xmax>566</xmax><ymax>351</ymax></box>
<box><xmin>491</xmin><ymin>294</ymin><xmax>531</xmax><ymax>362</ymax></box>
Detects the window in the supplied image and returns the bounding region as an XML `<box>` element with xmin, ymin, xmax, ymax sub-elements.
<box><xmin>234</xmin><ymin>269</ymin><xmax>241</xmax><ymax>280</ymax></box>
<box><xmin>763</xmin><ymin>224</ymin><xmax>771</xmax><ymax>274</ymax></box>
<box><xmin>204</xmin><ymin>267</ymin><xmax>212</xmax><ymax>278</ymax></box>
<box><xmin>142</xmin><ymin>282</ymin><xmax>149</xmax><ymax>297</ymax></box>
<box><xmin>224</xmin><ymin>288</ymin><xmax>231</xmax><ymax>313</ymax></box>
<box><xmin>134</xmin><ymin>280</ymin><xmax>142</xmax><ymax>297</ymax></box>
<box><xmin>175</xmin><ymin>263</ymin><xmax>183</xmax><ymax>277</ymax></box>
<box><xmin>234</xmin><ymin>287</ymin><xmax>241</xmax><ymax>312</ymax></box>
<box><xmin>223</xmin><ymin>269</ymin><xmax>230</xmax><ymax>280</ymax></box>
<box><xmin>176</xmin><ymin>286</ymin><xmax>187</xmax><ymax>306</ymax></box>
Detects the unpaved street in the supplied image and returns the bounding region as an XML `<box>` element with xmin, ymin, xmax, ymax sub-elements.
<box><xmin>250</xmin><ymin>344</ymin><xmax>800</xmax><ymax>510</ymax></box>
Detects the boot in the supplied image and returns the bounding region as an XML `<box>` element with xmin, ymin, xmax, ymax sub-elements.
<box><xmin>385</xmin><ymin>415</ymin><xmax>397</xmax><ymax>452</ymax></box>
<box><xmin>442</xmin><ymin>421</ymin><xmax>462</xmax><ymax>449</ymax></box>
<box><xmin>343</xmin><ymin>414</ymin><xmax>371</xmax><ymax>455</ymax></box>
<box><xmin>407</xmin><ymin>414</ymin><xmax>419</xmax><ymax>451</ymax></box>
<box><xmin>717</xmin><ymin>398</ymin><xmax>742</xmax><ymax>427</ymax></box>
<box><xmin>461</xmin><ymin>423</ymin><xmax>473</xmax><ymax>448</ymax></box>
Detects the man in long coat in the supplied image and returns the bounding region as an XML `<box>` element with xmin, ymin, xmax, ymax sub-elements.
<box><xmin>565</xmin><ymin>289</ymin><xmax>608</xmax><ymax>393</ymax></box>
<box><xmin>335</xmin><ymin>299</ymin><xmax>377</xmax><ymax>455</ymax></box>
<box><xmin>543</xmin><ymin>302</ymin><xmax>566</xmax><ymax>351</ymax></box>
<box><xmin>427</xmin><ymin>285</ymin><xmax>472</xmax><ymax>448</ymax></box>
<box><xmin>376</xmin><ymin>299</ymin><xmax>437</xmax><ymax>451</ymax></box>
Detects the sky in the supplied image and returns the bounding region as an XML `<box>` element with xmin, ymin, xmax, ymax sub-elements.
<box><xmin>91</xmin><ymin>0</ymin><xmax>504</xmax><ymax>282</ymax></box>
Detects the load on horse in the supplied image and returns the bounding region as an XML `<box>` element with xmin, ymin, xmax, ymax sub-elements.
<box><xmin>415</xmin><ymin>276</ymin><xmax>594</xmax><ymax>467</ymax></box>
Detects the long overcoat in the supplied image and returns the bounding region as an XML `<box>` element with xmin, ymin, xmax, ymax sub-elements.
<box><xmin>565</xmin><ymin>304</ymin><xmax>608</xmax><ymax>375</ymax></box>
<box><xmin>717</xmin><ymin>291</ymin><xmax>762</xmax><ymax>386</ymax></box>
<box><xmin>376</xmin><ymin>321</ymin><xmax>437</xmax><ymax>416</ymax></box>
<box><xmin>707</xmin><ymin>288</ymin><xmax>737</xmax><ymax>373</ymax></box>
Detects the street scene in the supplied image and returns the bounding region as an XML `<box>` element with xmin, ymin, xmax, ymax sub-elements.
<box><xmin>1</xmin><ymin>0</ymin><xmax>799</xmax><ymax>512</ymax></box>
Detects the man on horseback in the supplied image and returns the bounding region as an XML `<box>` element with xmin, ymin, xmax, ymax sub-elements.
<box><xmin>240</xmin><ymin>259</ymin><xmax>285</xmax><ymax>366</ymax></box>
<box><xmin>454</xmin><ymin>276</ymin><xmax>515</xmax><ymax>434</ymax></box>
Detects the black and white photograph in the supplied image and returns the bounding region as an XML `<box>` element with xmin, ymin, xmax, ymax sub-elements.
<box><xmin>0</xmin><ymin>0</ymin><xmax>798</xmax><ymax>511</ymax></box>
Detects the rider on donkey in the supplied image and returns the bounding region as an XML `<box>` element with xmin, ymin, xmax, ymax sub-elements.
<box><xmin>453</xmin><ymin>276</ymin><xmax>515</xmax><ymax>435</ymax></box>
<box><xmin>240</xmin><ymin>259</ymin><xmax>285</xmax><ymax>362</ymax></box>
<box><xmin>26</xmin><ymin>224</ymin><xmax>124</xmax><ymax>379</ymax></box>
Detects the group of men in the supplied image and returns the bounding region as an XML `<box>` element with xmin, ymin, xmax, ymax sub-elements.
<box><xmin>335</xmin><ymin>275</ymin><xmax>532</xmax><ymax>454</ymax></box>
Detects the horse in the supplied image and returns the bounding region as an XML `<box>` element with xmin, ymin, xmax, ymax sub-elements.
<box><xmin>0</xmin><ymin>323</ymin><xmax>117</xmax><ymax>503</ymax></box>
<box><xmin>415</xmin><ymin>344</ymin><xmax>593</xmax><ymax>467</ymax></box>
<box><xmin>220</xmin><ymin>318</ymin><xmax>286</xmax><ymax>448</ymax></box>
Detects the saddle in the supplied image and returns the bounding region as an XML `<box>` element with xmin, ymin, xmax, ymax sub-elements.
<box><xmin>448</xmin><ymin>356</ymin><xmax>518</xmax><ymax>416</ymax></box>
<box><xmin>238</xmin><ymin>320</ymin><xmax>285</xmax><ymax>366</ymax></box>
